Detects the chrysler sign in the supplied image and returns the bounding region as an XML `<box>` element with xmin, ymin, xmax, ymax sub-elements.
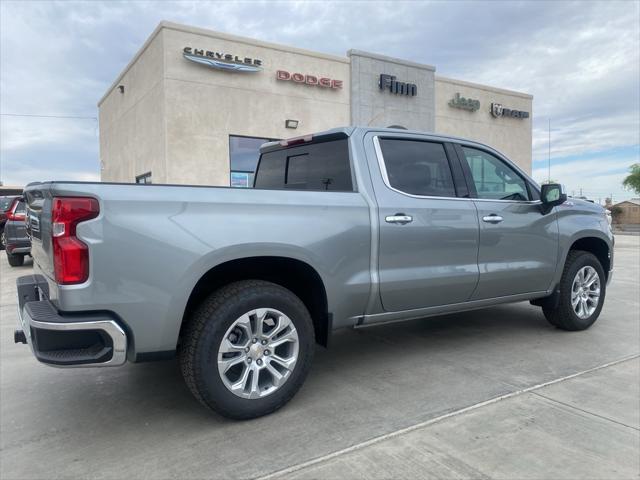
<box><xmin>183</xmin><ymin>47</ymin><xmax>263</xmax><ymax>72</ymax></box>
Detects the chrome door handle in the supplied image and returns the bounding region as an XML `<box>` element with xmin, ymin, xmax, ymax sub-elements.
<box><xmin>482</xmin><ymin>214</ymin><xmax>504</xmax><ymax>224</ymax></box>
<box><xmin>385</xmin><ymin>214</ymin><xmax>413</xmax><ymax>225</ymax></box>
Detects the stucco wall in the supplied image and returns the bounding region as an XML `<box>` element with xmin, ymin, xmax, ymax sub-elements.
<box><xmin>435</xmin><ymin>76</ymin><xmax>533</xmax><ymax>172</ymax></box>
<box><xmin>613</xmin><ymin>201</ymin><xmax>640</xmax><ymax>225</ymax></box>
<box><xmin>99</xmin><ymin>28</ymin><xmax>166</xmax><ymax>183</ymax></box>
<box><xmin>349</xmin><ymin>50</ymin><xmax>435</xmax><ymax>131</ymax></box>
<box><xmin>98</xmin><ymin>21</ymin><xmax>533</xmax><ymax>185</ymax></box>
<box><xmin>161</xmin><ymin>25</ymin><xmax>350</xmax><ymax>186</ymax></box>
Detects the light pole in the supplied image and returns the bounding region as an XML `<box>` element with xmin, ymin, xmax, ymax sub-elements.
<box><xmin>548</xmin><ymin>118</ymin><xmax>551</xmax><ymax>183</ymax></box>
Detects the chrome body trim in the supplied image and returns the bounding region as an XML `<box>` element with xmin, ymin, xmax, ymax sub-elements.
<box><xmin>17</xmin><ymin>305</ymin><xmax>127</xmax><ymax>368</ymax></box>
<box><xmin>372</xmin><ymin>136</ymin><xmax>542</xmax><ymax>205</ymax></box>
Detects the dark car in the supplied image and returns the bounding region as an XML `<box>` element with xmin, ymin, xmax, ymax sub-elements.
<box><xmin>4</xmin><ymin>197</ymin><xmax>30</xmax><ymax>266</ymax></box>
<box><xmin>0</xmin><ymin>195</ymin><xmax>19</xmax><ymax>249</ymax></box>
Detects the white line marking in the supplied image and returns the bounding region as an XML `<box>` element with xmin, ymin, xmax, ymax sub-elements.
<box><xmin>256</xmin><ymin>354</ymin><xmax>640</xmax><ymax>480</ymax></box>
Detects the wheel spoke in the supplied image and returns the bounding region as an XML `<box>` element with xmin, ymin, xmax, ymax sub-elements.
<box><xmin>266</xmin><ymin>363</ymin><xmax>285</xmax><ymax>386</ymax></box>
<box><xmin>271</xmin><ymin>354</ymin><xmax>296</xmax><ymax>370</ymax></box>
<box><xmin>266</xmin><ymin>315</ymin><xmax>292</xmax><ymax>340</ymax></box>
<box><xmin>235</xmin><ymin>313</ymin><xmax>253</xmax><ymax>337</ymax></box>
<box><xmin>585</xmin><ymin>270</ymin><xmax>598</xmax><ymax>287</ymax></box>
<box><xmin>254</xmin><ymin>308</ymin><xmax>269</xmax><ymax>338</ymax></box>
<box><xmin>219</xmin><ymin>354</ymin><xmax>245</xmax><ymax>373</ymax></box>
<box><xmin>249</xmin><ymin>367</ymin><xmax>261</xmax><ymax>398</ymax></box>
<box><xmin>220</xmin><ymin>338</ymin><xmax>247</xmax><ymax>354</ymax></box>
<box><xmin>571</xmin><ymin>293</ymin><xmax>580</xmax><ymax>308</ymax></box>
<box><xmin>230</xmin><ymin>365</ymin><xmax>251</xmax><ymax>393</ymax></box>
<box><xmin>269</xmin><ymin>328</ymin><xmax>298</xmax><ymax>349</ymax></box>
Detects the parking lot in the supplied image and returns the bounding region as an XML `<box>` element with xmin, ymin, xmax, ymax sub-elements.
<box><xmin>1</xmin><ymin>236</ymin><xmax>638</xmax><ymax>480</ymax></box>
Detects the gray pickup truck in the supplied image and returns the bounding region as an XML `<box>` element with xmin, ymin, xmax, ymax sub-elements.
<box><xmin>15</xmin><ymin>127</ymin><xmax>613</xmax><ymax>419</ymax></box>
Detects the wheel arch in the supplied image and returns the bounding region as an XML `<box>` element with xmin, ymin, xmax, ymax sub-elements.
<box><xmin>567</xmin><ymin>235</ymin><xmax>611</xmax><ymax>280</ymax></box>
<box><xmin>180</xmin><ymin>256</ymin><xmax>331</xmax><ymax>347</ymax></box>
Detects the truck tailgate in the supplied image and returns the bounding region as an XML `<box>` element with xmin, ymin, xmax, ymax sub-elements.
<box><xmin>24</xmin><ymin>185</ymin><xmax>55</xmax><ymax>281</ymax></box>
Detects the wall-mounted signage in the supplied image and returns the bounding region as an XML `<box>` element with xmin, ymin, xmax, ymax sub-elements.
<box><xmin>276</xmin><ymin>70</ymin><xmax>343</xmax><ymax>89</ymax></box>
<box><xmin>183</xmin><ymin>47</ymin><xmax>263</xmax><ymax>72</ymax></box>
<box><xmin>449</xmin><ymin>93</ymin><xmax>480</xmax><ymax>112</ymax></box>
<box><xmin>379</xmin><ymin>74</ymin><xmax>417</xmax><ymax>97</ymax></box>
<box><xmin>491</xmin><ymin>103</ymin><xmax>529</xmax><ymax>119</ymax></box>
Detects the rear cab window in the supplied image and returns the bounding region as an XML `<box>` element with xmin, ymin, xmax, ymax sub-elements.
<box><xmin>254</xmin><ymin>138</ymin><xmax>353</xmax><ymax>192</ymax></box>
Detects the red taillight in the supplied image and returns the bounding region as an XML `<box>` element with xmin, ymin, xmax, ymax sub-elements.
<box><xmin>52</xmin><ymin>197</ymin><xmax>99</xmax><ymax>285</ymax></box>
<box><xmin>6</xmin><ymin>198</ymin><xmax>25</xmax><ymax>221</ymax></box>
<box><xmin>279</xmin><ymin>134</ymin><xmax>313</xmax><ymax>147</ymax></box>
<box><xmin>7</xmin><ymin>211</ymin><xmax>25</xmax><ymax>221</ymax></box>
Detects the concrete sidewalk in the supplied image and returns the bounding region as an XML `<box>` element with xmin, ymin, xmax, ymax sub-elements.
<box><xmin>266</xmin><ymin>357</ymin><xmax>640</xmax><ymax>479</ymax></box>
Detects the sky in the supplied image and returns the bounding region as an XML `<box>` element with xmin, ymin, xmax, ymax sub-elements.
<box><xmin>1</xmin><ymin>0</ymin><xmax>639</xmax><ymax>203</ymax></box>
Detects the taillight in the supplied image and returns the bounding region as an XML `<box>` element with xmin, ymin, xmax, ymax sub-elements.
<box><xmin>7</xmin><ymin>198</ymin><xmax>25</xmax><ymax>221</ymax></box>
<box><xmin>279</xmin><ymin>134</ymin><xmax>313</xmax><ymax>147</ymax></box>
<box><xmin>51</xmin><ymin>197</ymin><xmax>99</xmax><ymax>285</ymax></box>
<box><xmin>7</xmin><ymin>211</ymin><xmax>25</xmax><ymax>221</ymax></box>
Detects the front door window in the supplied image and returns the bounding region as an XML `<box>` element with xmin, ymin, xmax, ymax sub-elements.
<box><xmin>462</xmin><ymin>147</ymin><xmax>529</xmax><ymax>201</ymax></box>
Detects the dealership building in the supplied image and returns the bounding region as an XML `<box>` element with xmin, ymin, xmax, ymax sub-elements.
<box><xmin>99</xmin><ymin>21</ymin><xmax>533</xmax><ymax>186</ymax></box>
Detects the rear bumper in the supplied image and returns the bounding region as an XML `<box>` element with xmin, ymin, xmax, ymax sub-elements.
<box><xmin>15</xmin><ymin>275</ymin><xmax>127</xmax><ymax>367</ymax></box>
<box><xmin>6</xmin><ymin>238</ymin><xmax>30</xmax><ymax>254</ymax></box>
<box><xmin>7</xmin><ymin>245</ymin><xmax>30</xmax><ymax>254</ymax></box>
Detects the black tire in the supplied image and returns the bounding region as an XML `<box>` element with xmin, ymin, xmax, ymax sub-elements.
<box><xmin>0</xmin><ymin>231</ymin><xmax>5</xmax><ymax>250</ymax></box>
<box><xmin>543</xmin><ymin>250</ymin><xmax>606</xmax><ymax>331</ymax></box>
<box><xmin>6</xmin><ymin>252</ymin><xmax>24</xmax><ymax>267</ymax></box>
<box><xmin>179</xmin><ymin>280</ymin><xmax>315</xmax><ymax>419</ymax></box>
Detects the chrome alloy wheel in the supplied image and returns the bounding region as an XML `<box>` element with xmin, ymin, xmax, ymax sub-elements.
<box><xmin>217</xmin><ymin>308</ymin><xmax>299</xmax><ymax>399</ymax></box>
<box><xmin>571</xmin><ymin>266</ymin><xmax>601</xmax><ymax>319</ymax></box>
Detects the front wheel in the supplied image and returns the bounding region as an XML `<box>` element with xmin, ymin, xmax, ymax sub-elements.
<box><xmin>179</xmin><ymin>280</ymin><xmax>315</xmax><ymax>419</ymax></box>
<box><xmin>543</xmin><ymin>250</ymin><xmax>606</xmax><ymax>331</ymax></box>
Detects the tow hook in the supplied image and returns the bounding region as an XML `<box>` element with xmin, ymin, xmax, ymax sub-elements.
<box><xmin>14</xmin><ymin>329</ymin><xmax>27</xmax><ymax>344</ymax></box>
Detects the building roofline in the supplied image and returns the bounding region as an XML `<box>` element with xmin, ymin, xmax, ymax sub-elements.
<box><xmin>348</xmin><ymin>49</ymin><xmax>435</xmax><ymax>72</ymax></box>
<box><xmin>98</xmin><ymin>21</ymin><xmax>350</xmax><ymax>106</ymax></box>
<box><xmin>435</xmin><ymin>75</ymin><xmax>533</xmax><ymax>99</ymax></box>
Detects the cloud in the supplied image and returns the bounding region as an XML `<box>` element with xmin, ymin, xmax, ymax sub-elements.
<box><xmin>0</xmin><ymin>0</ymin><xmax>638</xmax><ymax>193</ymax></box>
<box><xmin>532</xmin><ymin>146</ymin><xmax>639</xmax><ymax>201</ymax></box>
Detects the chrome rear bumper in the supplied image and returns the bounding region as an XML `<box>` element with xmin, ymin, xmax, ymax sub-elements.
<box><xmin>15</xmin><ymin>275</ymin><xmax>127</xmax><ymax>367</ymax></box>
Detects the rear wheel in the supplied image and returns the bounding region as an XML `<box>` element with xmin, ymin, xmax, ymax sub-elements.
<box><xmin>6</xmin><ymin>252</ymin><xmax>25</xmax><ymax>267</ymax></box>
<box><xmin>0</xmin><ymin>231</ymin><xmax>6</xmax><ymax>250</ymax></box>
<box><xmin>179</xmin><ymin>280</ymin><xmax>315</xmax><ymax>419</ymax></box>
<box><xmin>543</xmin><ymin>250</ymin><xmax>606</xmax><ymax>331</ymax></box>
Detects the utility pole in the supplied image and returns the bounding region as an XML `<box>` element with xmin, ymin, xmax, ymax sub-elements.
<box><xmin>548</xmin><ymin>118</ymin><xmax>551</xmax><ymax>183</ymax></box>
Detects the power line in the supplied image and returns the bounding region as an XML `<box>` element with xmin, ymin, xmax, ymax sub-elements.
<box><xmin>0</xmin><ymin>113</ymin><xmax>97</xmax><ymax>120</ymax></box>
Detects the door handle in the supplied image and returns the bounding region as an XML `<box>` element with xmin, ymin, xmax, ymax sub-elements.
<box><xmin>482</xmin><ymin>214</ymin><xmax>504</xmax><ymax>224</ymax></box>
<box><xmin>385</xmin><ymin>214</ymin><xmax>413</xmax><ymax>225</ymax></box>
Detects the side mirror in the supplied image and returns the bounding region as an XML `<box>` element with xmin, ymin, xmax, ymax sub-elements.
<box><xmin>540</xmin><ymin>183</ymin><xmax>567</xmax><ymax>214</ymax></box>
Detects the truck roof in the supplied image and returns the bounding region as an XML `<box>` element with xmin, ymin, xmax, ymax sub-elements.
<box><xmin>259</xmin><ymin>126</ymin><xmax>505</xmax><ymax>155</ymax></box>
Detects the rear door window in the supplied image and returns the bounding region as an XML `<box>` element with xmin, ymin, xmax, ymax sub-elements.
<box><xmin>254</xmin><ymin>139</ymin><xmax>353</xmax><ymax>191</ymax></box>
<box><xmin>378</xmin><ymin>139</ymin><xmax>456</xmax><ymax>197</ymax></box>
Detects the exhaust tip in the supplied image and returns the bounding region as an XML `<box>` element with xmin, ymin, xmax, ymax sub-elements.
<box><xmin>14</xmin><ymin>329</ymin><xmax>27</xmax><ymax>344</ymax></box>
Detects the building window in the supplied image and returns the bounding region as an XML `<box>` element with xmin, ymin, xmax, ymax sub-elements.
<box><xmin>136</xmin><ymin>172</ymin><xmax>152</xmax><ymax>184</ymax></box>
<box><xmin>229</xmin><ymin>135</ymin><xmax>277</xmax><ymax>188</ymax></box>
